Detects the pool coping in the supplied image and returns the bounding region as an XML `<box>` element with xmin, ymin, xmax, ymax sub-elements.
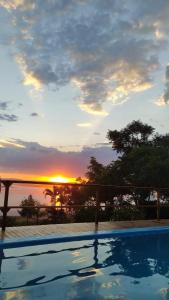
<box><xmin>1</xmin><ymin>226</ymin><xmax>169</xmax><ymax>249</ymax></box>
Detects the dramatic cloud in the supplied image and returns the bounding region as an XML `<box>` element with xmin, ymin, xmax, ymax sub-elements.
<box><xmin>0</xmin><ymin>139</ymin><xmax>116</xmax><ymax>177</ymax></box>
<box><xmin>0</xmin><ymin>114</ymin><xmax>18</xmax><ymax>121</ymax></box>
<box><xmin>0</xmin><ymin>0</ymin><xmax>169</xmax><ymax>114</ymax></box>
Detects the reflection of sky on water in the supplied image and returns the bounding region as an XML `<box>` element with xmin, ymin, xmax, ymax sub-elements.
<box><xmin>1</xmin><ymin>234</ymin><xmax>169</xmax><ymax>299</ymax></box>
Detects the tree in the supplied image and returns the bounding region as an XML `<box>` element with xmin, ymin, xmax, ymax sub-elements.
<box><xmin>101</xmin><ymin>120</ymin><xmax>169</xmax><ymax>190</ymax></box>
<box><xmin>44</xmin><ymin>186</ymin><xmax>59</xmax><ymax>206</ymax></box>
<box><xmin>44</xmin><ymin>185</ymin><xmax>71</xmax><ymax>223</ymax></box>
<box><xmin>86</xmin><ymin>156</ymin><xmax>105</xmax><ymax>183</ymax></box>
<box><xmin>117</xmin><ymin>145</ymin><xmax>169</xmax><ymax>187</ymax></box>
<box><xmin>107</xmin><ymin>120</ymin><xmax>154</xmax><ymax>154</ymax></box>
<box><xmin>44</xmin><ymin>185</ymin><xmax>71</xmax><ymax>208</ymax></box>
<box><xmin>18</xmin><ymin>195</ymin><xmax>40</xmax><ymax>225</ymax></box>
<box><xmin>86</xmin><ymin>120</ymin><xmax>169</xmax><ymax>220</ymax></box>
<box><xmin>66</xmin><ymin>184</ymin><xmax>97</xmax><ymax>222</ymax></box>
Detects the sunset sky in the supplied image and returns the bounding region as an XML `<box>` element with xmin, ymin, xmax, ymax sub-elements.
<box><xmin>0</xmin><ymin>0</ymin><xmax>169</xmax><ymax>180</ymax></box>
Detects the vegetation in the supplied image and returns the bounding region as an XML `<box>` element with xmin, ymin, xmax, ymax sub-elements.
<box><xmin>86</xmin><ymin>120</ymin><xmax>169</xmax><ymax>220</ymax></box>
<box><xmin>44</xmin><ymin>185</ymin><xmax>71</xmax><ymax>223</ymax></box>
<box><xmin>18</xmin><ymin>195</ymin><xmax>41</xmax><ymax>224</ymax></box>
<box><xmin>6</xmin><ymin>120</ymin><xmax>169</xmax><ymax>226</ymax></box>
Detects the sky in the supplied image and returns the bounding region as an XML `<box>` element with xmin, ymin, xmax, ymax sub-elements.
<box><xmin>0</xmin><ymin>0</ymin><xmax>169</xmax><ymax>181</ymax></box>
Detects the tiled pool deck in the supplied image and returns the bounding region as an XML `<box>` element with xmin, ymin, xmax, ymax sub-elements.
<box><xmin>1</xmin><ymin>219</ymin><xmax>169</xmax><ymax>240</ymax></box>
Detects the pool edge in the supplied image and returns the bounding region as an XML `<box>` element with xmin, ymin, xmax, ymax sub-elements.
<box><xmin>1</xmin><ymin>226</ymin><xmax>169</xmax><ymax>249</ymax></box>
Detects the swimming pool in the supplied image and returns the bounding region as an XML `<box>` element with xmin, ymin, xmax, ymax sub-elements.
<box><xmin>1</xmin><ymin>227</ymin><xmax>169</xmax><ymax>300</ymax></box>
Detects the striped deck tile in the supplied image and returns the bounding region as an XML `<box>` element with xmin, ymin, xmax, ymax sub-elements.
<box><xmin>1</xmin><ymin>219</ymin><xmax>169</xmax><ymax>240</ymax></box>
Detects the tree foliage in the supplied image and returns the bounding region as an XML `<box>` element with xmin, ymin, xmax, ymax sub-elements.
<box><xmin>18</xmin><ymin>195</ymin><xmax>41</xmax><ymax>224</ymax></box>
<box><xmin>43</xmin><ymin>185</ymin><xmax>72</xmax><ymax>223</ymax></box>
<box><xmin>88</xmin><ymin>120</ymin><xmax>169</xmax><ymax>189</ymax></box>
<box><xmin>107</xmin><ymin>120</ymin><xmax>154</xmax><ymax>154</ymax></box>
<box><xmin>86</xmin><ymin>157</ymin><xmax>105</xmax><ymax>183</ymax></box>
<box><xmin>44</xmin><ymin>185</ymin><xmax>71</xmax><ymax>207</ymax></box>
<box><xmin>86</xmin><ymin>120</ymin><xmax>169</xmax><ymax>220</ymax></box>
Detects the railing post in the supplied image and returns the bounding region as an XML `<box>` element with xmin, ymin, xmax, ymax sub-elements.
<box><xmin>156</xmin><ymin>190</ymin><xmax>160</xmax><ymax>221</ymax></box>
<box><xmin>95</xmin><ymin>186</ymin><xmax>100</xmax><ymax>231</ymax></box>
<box><xmin>2</xmin><ymin>181</ymin><xmax>12</xmax><ymax>232</ymax></box>
<box><xmin>36</xmin><ymin>210</ymin><xmax>39</xmax><ymax>225</ymax></box>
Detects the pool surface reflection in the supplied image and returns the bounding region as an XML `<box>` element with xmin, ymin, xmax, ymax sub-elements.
<box><xmin>1</xmin><ymin>232</ymin><xmax>169</xmax><ymax>299</ymax></box>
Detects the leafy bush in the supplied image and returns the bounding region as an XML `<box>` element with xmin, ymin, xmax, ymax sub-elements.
<box><xmin>46</xmin><ymin>208</ymin><xmax>69</xmax><ymax>223</ymax></box>
<box><xmin>74</xmin><ymin>207</ymin><xmax>96</xmax><ymax>222</ymax></box>
<box><xmin>111</xmin><ymin>206</ymin><xmax>145</xmax><ymax>221</ymax></box>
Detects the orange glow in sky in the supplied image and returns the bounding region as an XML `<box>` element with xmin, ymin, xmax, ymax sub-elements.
<box><xmin>49</xmin><ymin>175</ymin><xmax>76</xmax><ymax>183</ymax></box>
<box><xmin>0</xmin><ymin>172</ymin><xmax>77</xmax><ymax>183</ymax></box>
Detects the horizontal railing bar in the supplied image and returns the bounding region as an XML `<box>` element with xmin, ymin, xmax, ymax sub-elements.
<box><xmin>1</xmin><ymin>204</ymin><xmax>169</xmax><ymax>209</ymax></box>
<box><xmin>1</xmin><ymin>180</ymin><xmax>98</xmax><ymax>187</ymax></box>
<box><xmin>0</xmin><ymin>205</ymin><xmax>93</xmax><ymax>209</ymax></box>
<box><xmin>1</xmin><ymin>179</ymin><xmax>169</xmax><ymax>190</ymax></box>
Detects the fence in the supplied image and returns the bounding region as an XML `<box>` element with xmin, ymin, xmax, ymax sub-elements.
<box><xmin>0</xmin><ymin>179</ymin><xmax>169</xmax><ymax>231</ymax></box>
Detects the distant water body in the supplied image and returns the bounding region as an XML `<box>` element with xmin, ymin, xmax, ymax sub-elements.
<box><xmin>0</xmin><ymin>184</ymin><xmax>49</xmax><ymax>216</ymax></box>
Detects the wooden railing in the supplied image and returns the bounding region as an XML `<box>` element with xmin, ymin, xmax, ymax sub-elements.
<box><xmin>0</xmin><ymin>179</ymin><xmax>169</xmax><ymax>231</ymax></box>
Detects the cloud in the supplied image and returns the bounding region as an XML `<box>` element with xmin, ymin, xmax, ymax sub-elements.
<box><xmin>0</xmin><ymin>139</ymin><xmax>117</xmax><ymax>177</ymax></box>
<box><xmin>155</xmin><ymin>97</ymin><xmax>166</xmax><ymax>106</ymax></box>
<box><xmin>161</xmin><ymin>64</ymin><xmax>169</xmax><ymax>104</ymax></box>
<box><xmin>95</xmin><ymin>142</ymin><xmax>110</xmax><ymax>146</ymax></box>
<box><xmin>0</xmin><ymin>0</ymin><xmax>169</xmax><ymax>114</ymax></box>
<box><xmin>0</xmin><ymin>0</ymin><xmax>23</xmax><ymax>10</ymax></box>
<box><xmin>77</xmin><ymin>122</ymin><xmax>92</xmax><ymax>128</ymax></box>
<box><xmin>30</xmin><ymin>112</ymin><xmax>39</xmax><ymax>117</ymax></box>
<box><xmin>155</xmin><ymin>64</ymin><xmax>169</xmax><ymax>106</ymax></box>
<box><xmin>93</xmin><ymin>132</ymin><xmax>100</xmax><ymax>136</ymax></box>
<box><xmin>79</xmin><ymin>103</ymin><xmax>109</xmax><ymax>116</ymax></box>
<box><xmin>0</xmin><ymin>139</ymin><xmax>25</xmax><ymax>148</ymax></box>
<box><xmin>0</xmin><ymin>101</ymin><xmax>9</xmax><ymax>110</ymax></box>
<box><xmin>0</xmin><ymin>114</ymin><xmax>18</xmax><ymax>121</ymax></box>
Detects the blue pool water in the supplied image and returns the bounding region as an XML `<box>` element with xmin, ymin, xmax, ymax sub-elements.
<box><xmin>1</xmin><ymin>230</ymin><xmax>169</xmax><ymax>299</ymax></box>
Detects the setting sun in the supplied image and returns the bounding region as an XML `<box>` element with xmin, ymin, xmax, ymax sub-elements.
<box><xmin>49</xmin><ymin>175</ymin><xmax>76</xmax><ymax>183</ymax></box>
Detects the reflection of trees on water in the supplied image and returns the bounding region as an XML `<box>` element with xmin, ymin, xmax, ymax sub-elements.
<box><xmin>0</xmin><ymin>248</ymin><xmax>5</xmax><ymax>273</ymax></box>
<box><xmin>1</xmin><ymin>233</ymin><xmax>169</xmax><ymax>291</ymax></box>
<box><xmin>105</xmin><ymin>233</ymin><xmax>169</xmax><ymax>278</ymax></box>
